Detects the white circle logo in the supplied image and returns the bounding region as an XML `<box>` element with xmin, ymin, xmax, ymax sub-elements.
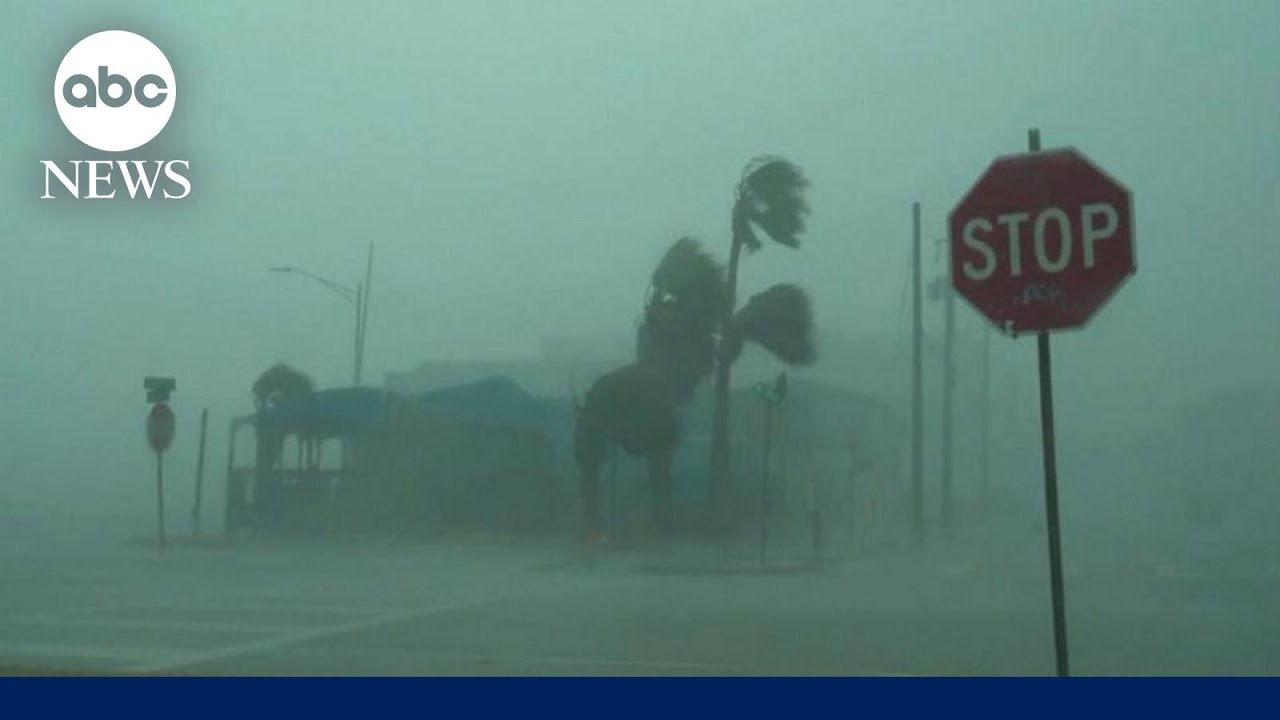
<box><xmin>54</xmin><ymin>31</ymin><xmax>176</xmax><ymax>152</ymax></box>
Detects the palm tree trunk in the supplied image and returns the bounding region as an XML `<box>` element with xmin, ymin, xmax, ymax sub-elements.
<box><xmin>709</xmin><ymin>214</ymin><xmax>746</xmax><ymax>533</ymax></box>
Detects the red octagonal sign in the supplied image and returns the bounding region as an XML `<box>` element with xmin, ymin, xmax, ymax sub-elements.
<box><xmin>949</xmin><ymin>148</ymin><xmax>1135</xmax><ymax>334</ymax></box>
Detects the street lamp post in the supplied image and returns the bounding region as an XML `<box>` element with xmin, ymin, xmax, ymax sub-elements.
<box><xmin>353</xmin><ymin>285</ymin><xmax>363</xmax><ymax>387</ymax></box>
<box><xmin>270</xmin><ymin>243</ymin><xmax>373</xmax><ymax>387</ymax></box>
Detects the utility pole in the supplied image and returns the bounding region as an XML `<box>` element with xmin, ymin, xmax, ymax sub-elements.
<box><xmin>356</xmin><ymin>242</ymin><xmax>373</xmax><ymax>386</ymax></box>
<box><xmin>911</xmin><ymin>202</ymin><xmax>924</xmax><ymax>541</ymax></box>
<box><xmin>191</xmin><ymin>407</ymin><xmax>208</xmax><ymax>536</ymax></box>
<box><xmin>353</xmin><ymin>284</ymin><xmax>363</xmax><ymax>386</ymax></box>
<box><xmin>941</xmin><ymin>244</ymin><xmax>956</xmax><ymax>530</ymax></box>
<box><xmin>979</xmin><ymin>321</ymin><xmax>991</xmax><ymax>511</ymax></box>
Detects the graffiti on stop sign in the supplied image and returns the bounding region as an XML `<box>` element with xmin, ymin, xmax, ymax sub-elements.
<box><xmin>1016</xmin><ymin>280</ymin><xmax>1067</xmax><ymax>311</ymax></box>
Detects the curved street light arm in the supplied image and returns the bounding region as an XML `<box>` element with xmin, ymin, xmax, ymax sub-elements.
<box><xmin>269</xmin><ymin>266</ymin><xmax>357</xmax><ymax>303</ymax></box>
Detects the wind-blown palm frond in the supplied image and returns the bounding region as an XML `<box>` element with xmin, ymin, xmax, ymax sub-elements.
<box><xmin>637</xmin><ymin>303</ymin><xmax>717</xmax><ymax>402</ymax></box>
<box><xmin>650</xmin><ymin>236</ymin><xmax>726</xmax><ymax>323</ymax></box>
<box><xmin>727</xmin><ymin>284</ymin><xmax>816</xmax><ymax>366</ymax></box>
<box><xmin>635</xmin><ymin>237</ymin><xmax>726</xmax><ymax>402</ymax></box>
<box><xmin>734</xmin><ymin>157</ymin><xmax>811</xmax><ymax>252</ymax></box>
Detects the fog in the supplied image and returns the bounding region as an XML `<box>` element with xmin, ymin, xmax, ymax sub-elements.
<box><xmin>0</xmin><ymin>1</ymin><xmax>1277</xmax><ymax>675</ymax></box>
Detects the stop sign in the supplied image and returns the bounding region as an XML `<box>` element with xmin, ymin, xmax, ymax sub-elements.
<box><xmin>147</xmin><ymin>402</ymin><xmax>175</xmax><ymax>453</ymax></box>
<box><xmin>949</xmin><ymin>148</ymin><xmax>1134</xmax><ymax>333</ymax></box>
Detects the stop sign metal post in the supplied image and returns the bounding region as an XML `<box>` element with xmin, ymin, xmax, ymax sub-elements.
<box><xmin>949</xmin><ymin>129</ymin><xmax>1135</xmax><ymax>677</ymax></box>
<box><xmin>144</xmin><ymin>377</ymin><xmax>177</xmax><ymax>551</ymax></box>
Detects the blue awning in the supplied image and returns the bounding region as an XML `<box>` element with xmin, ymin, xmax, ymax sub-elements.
<box><xmin>257</xmin><ymin>387</ymin><xmax>389</xmax><ymax>437</ymax></box>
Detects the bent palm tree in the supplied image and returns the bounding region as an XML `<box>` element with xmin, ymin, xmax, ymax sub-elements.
<box><xmin>575</xmin><ymin>238</ymin><xmax>724</xmax><ymax>542</ymax></box>
<box><xmin>709</xmin><ymin>157</ymin><xmax>813</xmax><ymax>531</ymax></box>
<box><xmin>574</xmin><ymin>231</ymin><xmax>817</xmax><ymax>543</ymax></box>
<box><xmin>252</xmin><ymin>363</ymin><xmax>315</xmax><ymax>412</ymax></box>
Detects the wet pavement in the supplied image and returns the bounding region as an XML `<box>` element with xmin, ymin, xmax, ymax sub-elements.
<box><xmin>1</xmin><ymin>515</ymin><xmax>1276</xmax><ymax>675</ymax></box>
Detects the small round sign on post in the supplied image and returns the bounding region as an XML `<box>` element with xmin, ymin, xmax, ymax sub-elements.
<box><xmin>146</xmin><ymin>401</ymin><xmax>175</xmax><ymax>552</ymax></box>
<box><xmin>147</xmin><ymin>402</ymin><xmax>175</xmax><ymax>454</ymax></box>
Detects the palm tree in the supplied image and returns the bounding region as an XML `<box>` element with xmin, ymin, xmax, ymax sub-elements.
<box><xmin>574</xmin><ymin>238</ymin><xmax>724</xmax><ymax>542</ymax></box>
<box><xmin>708</xmin><ymin>156</ymin><xmax>813</xmax><ymax>532</ymax></box>
<box><xmin>252</xmin><ymin>363</ymin><xmax>315</xmax><ymax>412</ymax></box>
<box><xmin>251</xmin><ymin>363</ymin><xmax>316</xmax><ymax>471</ymax></box>
<box><xmin>573</xmin><ymin>231</ymin><xmax>816</xmax><ymax>544</ymax></box>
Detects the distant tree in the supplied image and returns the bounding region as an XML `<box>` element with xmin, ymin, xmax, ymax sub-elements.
<box><xmin>251</xmin><ymin>363</ymin><xmax>317</xmax><ymax>471</ymax></box>
<box><xmin>708</xmin><ymin>157</ymin><xmax>814</xmax><ymax>531</ymax></box>
<box><xmin>252</xmin><ymin>363</ymin><xmax>315</xmax><ymax>411</ymax></box>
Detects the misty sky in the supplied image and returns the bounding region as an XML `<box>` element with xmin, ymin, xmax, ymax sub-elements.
<box><xmin>1</xmin><ymin>1</ymin><xmax>1278</xmax><ymax>513</ymax></box>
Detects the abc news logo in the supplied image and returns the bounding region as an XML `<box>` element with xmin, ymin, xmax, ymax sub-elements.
<box><xmin>41</xmin><ymin>30</ymin><xmax>190</xmax><ymax>200</ymax></box>
<box><xmin>62</xmin><ymin>66</ymin><xmax>169</xmax><ymax>109</ymax></box>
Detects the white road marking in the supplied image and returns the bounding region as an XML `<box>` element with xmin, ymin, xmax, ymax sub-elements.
<box><xmin>8</xmin><ymin>614</ymin><xmax>312</xmax><ymax>637</ymax></box>
<box><xmin>0</xmin><ymin>641</ymin><xmax>183</xmax><ymax>667</ymax></box>
<box><xmin>130</xmin><ymin>593</ymin><xmax>519</xmax><ymax>674</ymax></box>
<box><xmin>56</xmin><ymin>602</ymin><xmax>372</xmax><ymax>624</ymax></box>
<box><xmin>5</xmin><ymin>573</ymin><xmax>744</xmax><ymax>675</ymax></box>
<box><xmin>263</xmin><ymin>645</ymin><xmax>920</xmax><ymax>676</ymax></box>
<box><xmin>213</xmin><ymin>600</ymin><xmax>428</xmax><ymax>615</ymax></box>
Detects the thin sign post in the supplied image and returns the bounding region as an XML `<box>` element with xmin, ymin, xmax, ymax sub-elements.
<box><xmin>756</xmin><ymin>373</ymin><xmax>787</xmax><ymax>567</ymax></box>
<box><xmin>156</xmin><ymin>451</ymin><xmax>165</xmax><ymax>552</ymax></box>
<box><xmin>192</xmin><ymin>408</ymin><xmax>208</xmax><ymax>536</ymax></box>
<box><xmin>1027</xmin><ymin>128</ymin><xmax>1069</xmax><ymax>677</ymax></box>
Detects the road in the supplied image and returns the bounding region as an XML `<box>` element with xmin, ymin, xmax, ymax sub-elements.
<box><xmin>0</xmin><ymin>516</ymin><xmax>1277</xmax><ymax>675</ymax></box>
